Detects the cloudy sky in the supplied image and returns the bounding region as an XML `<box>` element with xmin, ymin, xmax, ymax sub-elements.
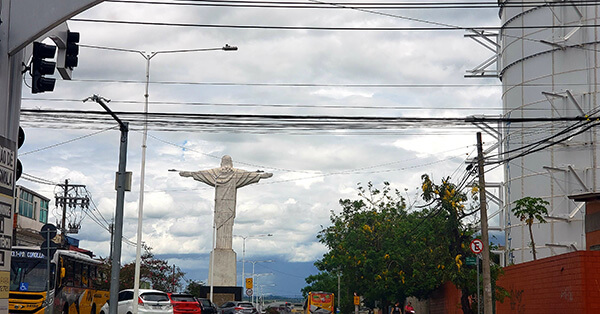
<box><xmin>18</xmin><ymin>0</ymin><xmax>504</xmax><ymax>298</ymax></box>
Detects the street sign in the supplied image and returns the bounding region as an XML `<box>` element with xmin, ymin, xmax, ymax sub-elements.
<box><xmin>40</xmin><ymin>240</ymin><xmax>58</xmax><ymax>259</ymax></box>
<box><xmin>245</xmin><ymin>277</ymin><xmax>253</xmax><ymax>289</ymax></box>
<box><xmin>40</xmin><ymin>224</ymin><xmax>57</xmax><ymax>240</ymax></box>
<box><xmin>353</xmin><ymin>296</ymin><xmax>360</xmax><ymax>306</ymax></box>
<box><xmin>470</xmin><ymin>239</ymin><xmax>484</xmax><ymax>255</ymax></box>
<box><xmin>246</xmin><ymin>288</ymin><xmax>253</xmax><ymax>297</ymax></box>
<box><xmin>465</xmin><ymin>256</ymin><xmax>477</xmax><ymax>266</ymax></box>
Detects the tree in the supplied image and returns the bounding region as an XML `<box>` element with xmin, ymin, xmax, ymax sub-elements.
<box><xmin>421</xmin><ymin>175</ymin><xmax>506</xmax><ymax>314</ymax></box>
<box><xmin>119</xmin><ymin>246</ymin><xmax>186</xmax><ymax>292</ymax></box>
<box><xmin>313</xmin><ymin>182</ymin><xmax>449</xmax><ymax>313</ymax></box>
<box><xmin>302</xmin><ymin>271</ymin><xmax>338</xmax><ymax>298</ymax></box>
<box><xmin>511</xmin><ymin>196</ymin><xmax>549</xmax><ymax>260</ymax></box>
<box><xmin>185</xmin><ymin>280</ymin><xmax>206</xmax><ymax>297</ymax></box>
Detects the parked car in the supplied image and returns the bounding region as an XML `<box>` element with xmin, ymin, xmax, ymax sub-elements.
<box><xmin>168</xmin><ymin>293</ymin><xmax>202</xmax><ymax>314</ymax></box>
<box><xmin>218</xmin><ymin>301</ymin><xmax>258</xmax><ymax>314</ymax></box>
<box><xmin>265</xmin><ymin>302</ymin><xmax>292</xmax><ymax>314</ymax></box>
<box><xmin>100</xmin><ymin>289</ymin><xmax>173</xmax><ymax>314</ymax></box>
<box><xmin>197</xmin><ymin>298</ymin><xmax>218</xmax><ymax>314</ymax></box>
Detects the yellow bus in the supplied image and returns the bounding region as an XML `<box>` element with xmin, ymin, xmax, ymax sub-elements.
<box><xmin>9</xmin><ymin>246</ymin><xmax>109</xmax><ymax>314</ymax></box>
<box><xmin>305</xmin><ymin>292</ymin><xmax>334</xmax><ymax>314</ymax></box>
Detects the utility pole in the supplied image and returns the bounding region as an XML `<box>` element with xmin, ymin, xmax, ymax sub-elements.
<box><xmin>61</xmin><ymin>180</ymin><xmax>68</xmax><ymax>236</ymax></box>
<box><xmin>476</xmin><ymin>132</ymin><xmax>493</xmax><ymax>313</ymax></box>
<box><xmin>55</xmin><ymin>180</ymin><xmax>89</xmax><ymax>243</ymax></box>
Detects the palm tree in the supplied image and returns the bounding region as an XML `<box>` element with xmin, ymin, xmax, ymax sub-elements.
<box><xmin>512</xmin><ymin>197</ymin><xmax>549</xmax><ymax>260</ymax></box>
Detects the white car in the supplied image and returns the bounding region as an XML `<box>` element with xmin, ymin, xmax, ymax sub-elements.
<box><xmin>100</xmin><ymin>289</ymin><xmax>173</xmax><ymax>314</ymax></box>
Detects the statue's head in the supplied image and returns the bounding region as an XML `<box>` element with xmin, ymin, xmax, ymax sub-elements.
<box><xmin>221</xmin><ymin>155</ymin><xmax>233</xmax><ymax>169</ymax></box>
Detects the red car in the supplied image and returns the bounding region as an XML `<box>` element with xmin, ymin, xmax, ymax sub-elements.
<box><xmin>168</xmin><ymin>293</ymin><xmax>202</xmax><ymax>314</ymax></box>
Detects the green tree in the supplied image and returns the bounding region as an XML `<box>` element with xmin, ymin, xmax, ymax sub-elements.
<box><xmin>421</xmin><ymin>175</ymin><xmax>506</xmax><ymax>314</ymax></box>
<box><xmin>314</xmin><ymin>182</ymin><xmax>448</xmax><ymax>312</ymax></box>
<box><xmin>119</xmin><ymin>246</ymin><xmax>185</xmax><ymax>292</ymax></box>
<box><xmin>302</xmin><ymin>271</ymin><xmax>338</xmax><ymax>298</ymax></box>
<box><xmin>511</xmin><ymin>196</ymin><xmax>549</xmax><ymax>260</ymax></box>
<box><xmin>185</xmin><ymin>280</ymin><xmax>206</xmax><ymax>297</ymax></box>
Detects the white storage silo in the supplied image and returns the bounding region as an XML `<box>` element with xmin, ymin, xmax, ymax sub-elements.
<box><xmin>499</xmin><ymin>1</ymin><xmax>600</xmax><ymax>264</ymax></box>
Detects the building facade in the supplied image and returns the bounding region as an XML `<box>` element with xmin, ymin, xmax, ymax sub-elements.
<box><xmin>13</xmin><ymin>185</ymin><xmax>50</xmax><ymax>246</ymax></box>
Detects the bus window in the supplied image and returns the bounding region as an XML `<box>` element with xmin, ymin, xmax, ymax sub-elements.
<box><xmin>74</xmin><ymin>263</ymin><xmax>82</xmax><ymax>287</ymax></box>
<box><xmin>65</xmin><ymin>259</ymin><xmax>74</xmax><ymax>287</ymax></box>
<box><xmin>90</xmin><ymin>266</ymin><xmax>96</xmax><ymax>289</ymax></box>
<box><xmin>81</xmin><ymin>265</ymin><xmax>89</xmax><ymax>288</ymax></box>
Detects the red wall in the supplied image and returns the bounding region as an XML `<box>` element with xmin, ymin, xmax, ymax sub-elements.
<box><xmin>428</xmin><ymin>251</ymin><xmax>600</xmax><ymax>313</ymax></box>
<box><xmin>496</xmin><ymin>251</ymin><xmax>600</xmax><ymax>313</ymax></box>
<box><xmin>429</xmin><ymin>282</ymin><xmax>462</xmax><ymax>314</ymax></box>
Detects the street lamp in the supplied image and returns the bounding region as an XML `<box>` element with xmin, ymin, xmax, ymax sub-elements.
<box><xmin>81</xmin><ymin>44</ymin><xmax>237</xmax><ymax>313</ymax></box>
<box><xmin>247</xmin><ymin>260</ymin><xmax>273</xmax><ymax>308</ymax></box>
<box><xmin>83</xmin><ymin>95</ymin><xmax>129</xmax><ymax>314</ymax></box>
<box><xmin>134</xmin><ymin>44</ymin><xmax>237</xmax><ymax>313</ymax></box>
<box><xmin>234</xmin><ymin>234</ymin><xmax>273</xmax><ymax>287</ymax></box>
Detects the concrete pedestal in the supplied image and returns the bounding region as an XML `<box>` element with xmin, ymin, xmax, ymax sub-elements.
<box><xmin>209</xmin><ymin>248</ymin><xmax>237</xmax><ymax>286</ymax></box>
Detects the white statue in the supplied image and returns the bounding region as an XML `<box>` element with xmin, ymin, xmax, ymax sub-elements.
<box><xmin>178</xmin><ymin>155</ymin><xmax>272</xmax><ymax>286</ymax></box>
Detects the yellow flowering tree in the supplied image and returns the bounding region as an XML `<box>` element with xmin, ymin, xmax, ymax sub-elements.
<box><xmin>421</xmin><ymin>175</ymin><xmax>505</xmax><ymax>314</ymax></box>
<box><xmin>313</xmin><ymin>182</ymin><xmax>449</xmax><ymax>313</ymax></box>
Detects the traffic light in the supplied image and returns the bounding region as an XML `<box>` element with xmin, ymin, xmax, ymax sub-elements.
<box><xmin>64</xmin><ymin>31</ymin><xmax>80</xmax><ymax>68</ymax></box>
<box><xmin>15</xmin><ymin>127</ymin><xmax>24</xmax><ymax>181</ymax></box>
<box><xmin>31</xmin><ymin>42</ymin><xmax>57</xmax><ymax>94</ymax></box>
<box><xmin>57</xmin><ymin>31</ymin><xmax>80</xmax><ymax>80</ymax></box>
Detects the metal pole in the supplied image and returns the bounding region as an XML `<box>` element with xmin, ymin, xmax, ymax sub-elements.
<box><xmin>108</xmin><ymin>121</ymin><xmax>128</xmax><ymax>314</ymax></box>
<box><xmin>85</xmin><ymin>95</ymin><xmax>129</xmax><ymax>314</ymax></box>
<box><xmin>477</xmin><ymin>255</ymin><xmax>480</xmax><ymax>314</ymax></box>
<box><xmin>337</xmin><ymin>272</ymin><xmax>340</xmax><ymax>312</ymax></box>
<box><xmin>476</xmin><ymin>132</ymin><xmax>493</xmax><ymax>313</ymax></box>
<box><xmin>133</xmin><ymin>52</ymin><xmax>155</xmax><ymax>314</ymax></box>
<box><xmin>252</xmin><ymin>263</ymin><xmax>256</xmax><ymax>308</ymax></box>
<box><xmin>45</xmin><ymin>228</ymin><xmax>52</xmax><ymax>314</ymax></box>
<box><xmin>61</xmin><ymin>179</ymin><xmax>68</xmax><ymax>239</ymax></box>
<box><xmin>209</xmin><ymin>219</ymin><xmax>216</xmax><ymax>302</ymax></box>
<box><xmin>242</xmin><ymin>237</ymin><xmax>246</xmax><ymax>289</ymax></box>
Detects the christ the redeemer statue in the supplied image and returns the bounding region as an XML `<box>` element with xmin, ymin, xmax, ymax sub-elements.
<box><xmin>177</xmin><ymin>155</ymin><xmax>272</xmax><ymax>287</ymax></box>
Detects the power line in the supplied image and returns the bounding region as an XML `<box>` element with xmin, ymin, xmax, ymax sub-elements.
<box><xmin>71</xmin><ymin>17</ymin><xmax>600</xmax><ymax>32</ymax></box>
<box><xmin>20</xmin><ymin>126</ymin><xmax>117</xmax><ymax>156</ymax></box>
<box><xmin>22</xmin><ymin>97</ymin><xmax>506</xmax><ymax>112</ymax></box>
<box><xmin>64</xmin><ymin>78</ymin><xmax>598</xmax><ymax>88</ymax></box>
<box><xmin>106</xmin><ymin>0</ymin><xmax>600</xmax><ymax>10</ymax></box>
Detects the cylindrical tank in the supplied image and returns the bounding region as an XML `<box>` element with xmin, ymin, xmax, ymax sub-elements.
<box><xmin>500</xmin><ymin>1</ymin><xmax>600</xmax><ymax>264</ymax></box>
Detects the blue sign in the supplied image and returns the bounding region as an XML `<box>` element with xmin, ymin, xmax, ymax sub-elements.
<box><xmin>19</xmin><ymin>283</ymin><xmax>29</xmax><ymax>291</ymax></box>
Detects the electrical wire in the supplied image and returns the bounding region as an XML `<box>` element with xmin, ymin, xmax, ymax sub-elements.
<box><xmin>105</xmin><ymin>0</ymin><xmax>600</xmax><ymax>10</ymax></box>
<box><xmin>20</xmin><ymin>126</ymin><xmax>117</xmax><ymax>156</ymax></box>
<box><xmin>71</xmin><ymin>17</ymin><xmax>600</xmax><ymax>32</ymax></box>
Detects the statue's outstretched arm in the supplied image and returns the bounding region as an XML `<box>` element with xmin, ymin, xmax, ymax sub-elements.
<box><xmin>179</xmin><ymin>171</ymin><xmax>193</xmax><ymax>177</ymax></box>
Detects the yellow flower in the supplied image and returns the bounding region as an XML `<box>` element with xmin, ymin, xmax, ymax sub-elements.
<box><xmin>384</xmin><ymin>254</ymin><xmax>390</xmax><ymax>259</ymax></box>
<box><xmin>455</xmin><ymin>254</ymin><xmax>463</xmax><ymax>270</ymax></box>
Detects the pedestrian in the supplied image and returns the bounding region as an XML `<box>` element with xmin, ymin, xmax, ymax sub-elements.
<box><xmin>404</xmin><ymin>302</ymin><xmax>415</xmax><ymax>314</ymax></box>
<box><xmin>390</xmin><ymin>302</ymin><xmax>401</xmax><ymax>314</ymax></box>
